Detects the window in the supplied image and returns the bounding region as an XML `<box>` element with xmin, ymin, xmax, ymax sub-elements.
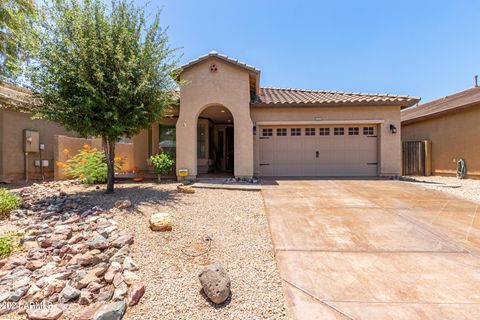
<box><xmin>197</xmin><ymin>124</ymin><xmax>206</xmax><ymax>158</ymax></box>
<box><xmin>276</xmin><ymin>128</ymin><xmax>287</xmax><ymax>136</ymax></box>
<box><xmin>363</xmin><ymin>126</ymin><xmax>375</xmax><ymax>136</ymax></box>
<box><xmin>348</xmin><ymin>127</ymin><xmax>359</xmax><ymax>135</ymax></box>
<box><xmin>159</xmin><ymin>122</ymin><xmax>176</xmax><ymax>156</ymax></box>
<box><xmin>319</xmin><ymin>128</ymin><xmax>330</xmax><ymax>136</ymax></box>
<box><xmin>334</xmin><ymin>127</ymin><xmax>344</xmax><ymax>136</ymax></box>
<box><xmin>305</xmin><ymin>128</ymin><xmax>316</xmax><ymax>136</ymax></box>
<box><xmin>291</xmin><ymin>128</ymin><xmax>301</xmax><ymax>136</ymax></box>
<box><xmin>262</xmin><ymin>128</ymin><xmax>273</xmax><ymax>137</ymax></box>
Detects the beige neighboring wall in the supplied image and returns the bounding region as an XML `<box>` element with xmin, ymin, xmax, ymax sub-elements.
<box><xmin>251</xmin><ymin>106</ymin><xmax>402</xmax><ymax>176</ymax></box>
<box><xmin>0</xmin><ymin>108</ymin><xmax>77</xmax><ymax>181</ymax></box>
<box><xmin>402</xmin><ymin>104</ymin><xmax>480</xmax><ymax>177</ymax></box>
<box><xmin>55</xmin><ymin>136</ymin><xmax>134</xmax><ymax>180</ymax></box>
<box><xmin>177</xmin><ymin>58</ymin><xmax>254</xmax><ymax>178</ymax></box>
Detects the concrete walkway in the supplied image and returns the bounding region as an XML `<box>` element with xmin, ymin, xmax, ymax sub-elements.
<box><xmin>262</xmin><ymin>179</ymin><xmax>480</xmax><ymax>319</ymax></box>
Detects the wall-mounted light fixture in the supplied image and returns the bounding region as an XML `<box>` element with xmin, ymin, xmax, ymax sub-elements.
<box><xmin>253</xmin><ymin>125</ymin><xmax>257</xmax><ymax>135</ymax></box>
<box><xmin>389</xmin><ymin>124</ymin><xmax>397</xmax><ymax>134</ymax></box>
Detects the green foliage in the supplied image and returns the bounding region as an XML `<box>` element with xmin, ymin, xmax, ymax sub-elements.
<box><xmin>59</xmin><ymin>145</ymin><xmax>121</xmax><ymax>184</ymax></box>
<box><xmin>0</xmin><ymin>0</ymin><xmax>37</xmax><ymax>81</ymax></box>
<box><xmin>28</xmin><ymin>0</ymin><xmax>180</xmax><ymax>192</ymax></box>
<box><xmin>150</xmin><ymin>152</ymin><xmax>174</xmax><ymax>174</ymax></box>
<box><xmin>0</xmin><ymin>232</ymin><xmax>22</xmax><ymax>258</ymax></box>
<box><xmin>0</xmin><ymin>188</ymin><xmax>21</xmax><ymax>216</ymax></box>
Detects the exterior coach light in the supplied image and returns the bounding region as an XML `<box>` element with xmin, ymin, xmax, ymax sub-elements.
<box><xmin>390</xmin><ymin>124</ymin><xmax>397</xmax><ymax>134</ymax></box>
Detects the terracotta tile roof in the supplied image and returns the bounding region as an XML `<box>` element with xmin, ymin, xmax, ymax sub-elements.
<box><xmin>402</xmin><ymin>86</ymin><xmax>480</xmax><ymax>124</ymax></box>
<box><xmin>252</xmin><ymin>87</ymin><xmax>420</xmax><ymax>108</ymax></box>
<box><xmin>0</xmin><ymin>82</ymin><xmax>31</xmax><ymax>110</ymax></box>
<box><xmin>181</xmin><ymin>51</ymin><xmax>260</xmax><ymax>74</ymax></box>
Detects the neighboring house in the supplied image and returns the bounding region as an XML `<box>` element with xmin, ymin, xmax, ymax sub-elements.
<box><xmin>132</xmin><ymin>51</ymin><xmax>419</xmax><ymax>179</ymax></box>
<box><xmin>402</xmin><ymin>86</ymin><xmax>480</xmax><ymax>178</ymax></box>
<box><xmin>0</xmin><ymin>82</ymin><xmax>76</xmax><ymax>182</ymax></box>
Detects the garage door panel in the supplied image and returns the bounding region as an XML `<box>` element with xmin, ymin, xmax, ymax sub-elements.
<box><xmin>259</xmin><ymin>125</ymin><xmax>378</xmax><ymax>177</ymax></box>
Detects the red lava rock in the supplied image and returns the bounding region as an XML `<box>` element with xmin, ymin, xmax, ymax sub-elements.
<box><xmin>78</xmin><ymin>290</ymin><xmax>94</xmax><ymax>305</ymax></box>
<box><xmin>67</xmin><ymin>234</ymin><xmax>83</xmax><ymax>245</ymax></box>
<box><xmin>127</xmin><ymin>281</ymin><xmax>145</xmax><ymax>306</ymax></box>
<box><xmin>26</xmin><ymin>260</ymin><xmax>45</xmax><ymax>271</ymax></box>
<box><xmin>26</xmin><ymin>306</ymin><xmax>63</xmax><ymax>320</ymax></box>
<box><xmin>111</xmin><ymin>234</ymin><xmax>134</xmax><ymax>248</ymax></box>
<box><xmin>86</xmin><ymin>281</ymin><xmax>104</xmax><ymax>293</ymax></box>
<box><xmin>75</xmin><ymin>303</ymin><xmax>101</xmax><ymax>320</ymax></box>
<box><xmin>2</xmin><ymin>257</ymin><xmax>28</xmax><ymax>270</ymax></box>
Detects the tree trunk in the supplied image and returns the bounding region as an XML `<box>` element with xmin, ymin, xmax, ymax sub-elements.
<box><xmin>103</xmin><ymin>136</ymin><xmax>116</xmax><ymax>193</ymax></box>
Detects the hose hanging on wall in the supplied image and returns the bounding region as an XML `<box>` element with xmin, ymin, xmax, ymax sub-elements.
<box><xmin>456</xmin><ymin>158</ymin><xmax>467</xmax><ymax>179</ymax></box>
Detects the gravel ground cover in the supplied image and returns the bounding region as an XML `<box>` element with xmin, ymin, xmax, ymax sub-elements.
<box><xmin>59</xmin><ymin>181</ymin><xmax>287</xmax><ymax>320</ymax></box>
<box><xmin>402</xmin><ymin>176</ymin><xmax>480</xmax><ymax>203</ymax></box>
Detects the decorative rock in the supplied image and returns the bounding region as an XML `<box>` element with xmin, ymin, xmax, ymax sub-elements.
<box><xmin>198</xmin><ymin>263</ymin><xmax>231</xmax><ymax>304</ymax></box>
<box><xmin>26</xmin><ymin>306</ymin><xmax>63</xmax><ymax>320</ymax></box>
<box><xmin>86</xmin><ymin>281</ymin><xmax>104</xmax><ymax>293</ymax></box>
<box><xmin>149</xmin><ymin>213</ymin><xmax>172</xmax><ymax>232</ymax></box>
<box><xmin>122</xmin><ymin>257</ymin><xmax>138</xmax><ymax>271</ymax></box>
<box><xmin>2</xmin><ymin>257</ymin><xmax>28</xmax><ymax>270</ymax></box>
<box><xmin>58</xmin><ymin>282</ymin><xmax>81</xmax><ymax>303</ymax></box>
<box><xmin>96</xmin><ymin>287</ymin><xmax>114</xmax><ymax>302</ymax></box>
<box><xmin>109</xmin><ymin>246</ymin><xmax>129</xmax><ymax>264</ymax></box>
<box><xmin>123</xmin><ymin>270</ymin><xmax>140</xmax><ymax>285</ymax></box>
<box><xmin>78</xmin><ymin>290</ymin><xmax>94</xmax><ymax>305</ymax></box>
<box><xmin>75</xmin><ymin>303</ymin><xmax>101</xmax><ymax>320</ymax></box>
<box><xmin>127</xmin><ymin>281</ymin><xmax>145</xmax><ymax>306</ymax></box>
<box><xmin>112</xmin><ymin>282</ymin><xmax>128</xmax><ymax>301</ymax></box>
<box><xmin>177</xmin><ymin>185</ymin><xmax>195</xmax><ymax>194</ymax></box>
<box><xmin>88</xmin><ymin>235</ymin><xmax>110</xmax><ymax>250</ymax></box>
<box><xmin>26</xmin><ymin>260</ymin><xmax>45</xmax><ymax>271</ymax></box>
<box><xmin>104</xmin><ymin>261</ymin><xmax>122</xmax><ymax>283</ymax></box>
<box><xmin>112</xmin><ymin>272</ymin><xmax>124</xmax><ymax>288</ymax></box>
<box><xmin>92</xmin><ymin>301</ymin><xmax>126</xmax><ymax>320</ymax></box>
<box><xmin>111</xmin><ymin>234</ymin><xmax>133</xmax><ymax>248</ymax></box>
<box><xmin>114</xmin><ymin>199</ymin><xmax>132</xmax><ymax>209</ymax></box>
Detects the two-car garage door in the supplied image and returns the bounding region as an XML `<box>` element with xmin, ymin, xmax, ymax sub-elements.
<box><xmin>259</xmin><ymin>125</ymin><xmax>378</xmax><ymax>177</ymax></box>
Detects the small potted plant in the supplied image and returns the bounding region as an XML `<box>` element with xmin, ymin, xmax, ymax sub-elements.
<box><xmin>150</xmin><ymin>152</ymin><xmax>175</xmax><ymax>182</ymax></box>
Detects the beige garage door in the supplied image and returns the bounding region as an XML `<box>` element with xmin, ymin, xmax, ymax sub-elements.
<box><xmin>259</xmin><ymin>125</ymin><xmax>378</xmax><ymax>176</ymax></box>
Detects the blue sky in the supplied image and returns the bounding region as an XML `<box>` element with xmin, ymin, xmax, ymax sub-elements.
<box><xmin>137</xmin><ymin>0</ymin><xmax>480</xmax><ymax>103</ymax></box>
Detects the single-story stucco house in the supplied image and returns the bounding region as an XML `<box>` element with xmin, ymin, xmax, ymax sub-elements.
<box><xmin>402</xmin><ymin>85</ymin><xmax>480</xmax><ymax>178</ymax></box>
<box><xmin>131</xmin><ymin>51</ymin><xmax>420</xmax><ymax>180</ymax></box>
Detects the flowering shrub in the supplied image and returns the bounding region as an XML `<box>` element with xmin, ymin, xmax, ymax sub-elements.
<box><xmin>57</xmin><ymin>144</ymin><xmax>122</xmax><ymax>184</ymax></box>
<box><xmin>0</xmin><ymin>189</ymin><xmax>21</xmax><ymax>217</ymax></box>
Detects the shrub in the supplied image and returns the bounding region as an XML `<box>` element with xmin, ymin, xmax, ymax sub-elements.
<box><xmin>0</xmin><ymin>189</ymin><xmax>21</xmax><ymax>216</ymax></box>
<box><xmin>58</xmin><ymin>145</ymin><xmax>121</xmax><ymax>184</ymax></box>
<box><xmin>150</xmin><ymin>152</ymin><xmax>175</xmax><ymax>175</ymax></box>
<box><xmin>0</xmin><ymin>232</ymin><xmax>21</xmax><ymax>258</ymax></box>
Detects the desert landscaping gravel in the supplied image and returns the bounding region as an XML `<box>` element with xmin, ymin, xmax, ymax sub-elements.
<box><xmin>402</xmin><ymin>176</ymin><xmax>480</xmax><ymax>204</ymax></box>
<box><xmin>59</xmin><ymin>181</ymin><xmax>287</xmax><ymax>320</ymax></box>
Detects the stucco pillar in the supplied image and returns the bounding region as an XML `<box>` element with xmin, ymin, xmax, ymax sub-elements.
<box><xmin>233</xmin><ymin>113</ymin><xmax>254</xmax><ymax>178</ymax></box>
<box><xmin>175</xmin><ymin>114</ymin><xmax>197</xmax><ymax>179</ymax></box>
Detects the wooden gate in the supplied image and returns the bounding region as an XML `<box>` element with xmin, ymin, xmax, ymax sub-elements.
<box><xmin>402</xmin><ymin>141</ymin><xmax>427</xmax><ymax>176</ymax></box>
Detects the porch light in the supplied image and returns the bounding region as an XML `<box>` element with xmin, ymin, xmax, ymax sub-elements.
<box><xmin>389</xmin><ymin>124</ymin><xmax>397</xmax><ymax>134</ymax></box>
<box><xmin>221</xmin><ymin>110</ymin><xmax>225</xmax><ymax>113</ymax></box>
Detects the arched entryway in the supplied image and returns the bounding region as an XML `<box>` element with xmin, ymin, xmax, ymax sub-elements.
<box><xmin>196</xmin><ymin>105</ymin><xmax>234</xmax><ymax>177</ymax></box>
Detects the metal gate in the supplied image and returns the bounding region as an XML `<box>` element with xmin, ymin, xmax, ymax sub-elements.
<box><xmin>402</xmin><ymin>141</ymin><xmax>426</xmax><ymax>176</ymax></box>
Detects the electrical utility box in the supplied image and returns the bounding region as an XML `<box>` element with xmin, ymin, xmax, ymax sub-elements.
<box><xmin>24</xmin><ymin>130</ymin><xmax>40</xmax><ymax>153</ymax></box>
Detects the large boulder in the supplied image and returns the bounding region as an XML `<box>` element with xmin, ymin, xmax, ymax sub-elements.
<box><xmin>149</xmin><ymin>213</ymin><xmax>172</xmax><ymax>232</ymax></box>
<box><xmin>198</xmin><ymin>263</ymin><xmax>231</xmax><ymax>304</ymax></box>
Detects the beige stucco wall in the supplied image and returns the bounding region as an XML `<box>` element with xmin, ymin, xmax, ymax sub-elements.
<box><xmin>0</xmin><ymin>109</ymin><xmax>77</xmax><ymax>182</ymax></box>
<box><xmin>402</xmin><ymin>105</ymin><xmax>480</xmax><ymax>177</ymax></box>
<box><xmin>177</xmin><ymin>58</ymin><xmax>254</xmax><ymax>178</ymax></box>
<box><xmin>251</xmin><ymin>106</ymin><xmax>402</xmax><ymax>176</ymax></box>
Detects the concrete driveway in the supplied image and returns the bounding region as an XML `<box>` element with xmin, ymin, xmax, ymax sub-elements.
<box><xmin>262</xmin><ymin>179</ymin><xmax>480</xmax><ymax>320</ymax></box>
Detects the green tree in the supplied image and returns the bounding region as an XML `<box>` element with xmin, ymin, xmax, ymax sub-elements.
<box><xmin>0</xmin><ymin>0</ymin><xmax>37</xmax><ymax>81</ymax></box>
<box><xmin>29</xmin><ymin>0</ymin><xmax>179</xmax><ymax>193</ymax></box>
